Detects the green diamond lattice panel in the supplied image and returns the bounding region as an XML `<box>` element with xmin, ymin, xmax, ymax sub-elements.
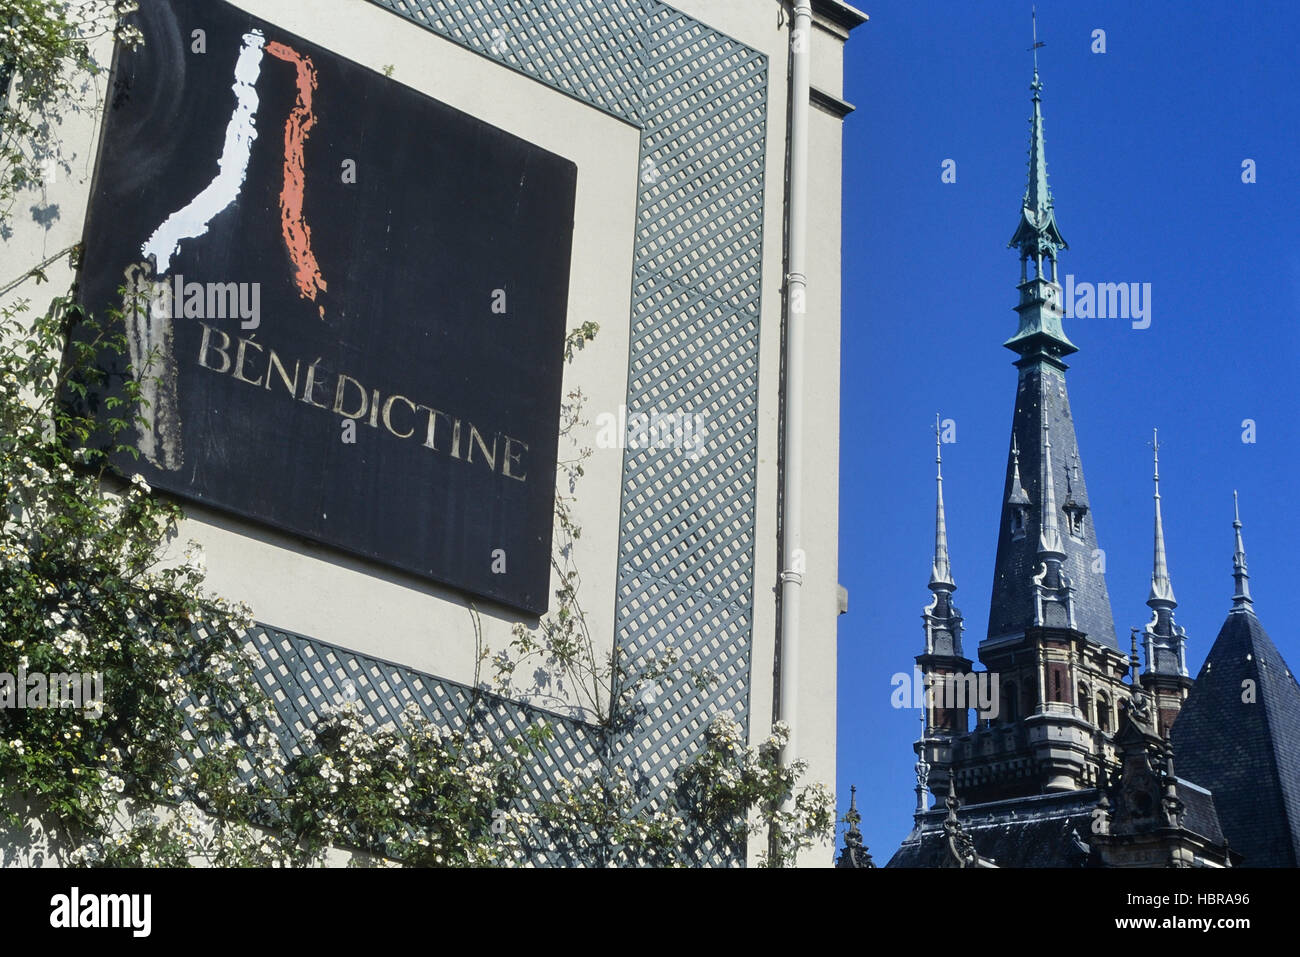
<box><xmin>247</xmin><ymin>0</ymin><xmax>773</xmax><ymax>865</ymax></box>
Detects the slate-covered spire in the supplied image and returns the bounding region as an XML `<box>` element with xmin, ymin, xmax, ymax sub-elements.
<box><xmin>1231</xmin><ymin>490</ymin><xmax>1253</xmax><ymax>612</ymax></box>
<box><xmin>987</xmin><ymin>52</ymin><xmax>1118</xmax><ymax>650</ymax></box>
<box><xmin>1171</xmin><ymin>506</ymin><xmax>1300</xmax><ymax>866</ymax></box>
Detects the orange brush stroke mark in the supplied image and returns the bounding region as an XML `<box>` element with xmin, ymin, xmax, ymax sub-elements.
<box><xmin>266</xmin><ymin>41</ymin><xmax>327</xmax><ymax>318</ymax></box>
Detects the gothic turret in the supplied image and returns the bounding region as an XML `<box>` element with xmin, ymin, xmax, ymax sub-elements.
<box><xmin>915</xmin><ymin>417</ymin><xmax>972</xmax><ymax>797</ymax></box>
<box><xmin>971</xmin><ymin>55</ymin><xmax>1131</xmax><ymax>800</ymax></box>
<box><xmin>924</xmin><ymin>414</ymin><xmax>962</xmax><ymax>660</ymax></box>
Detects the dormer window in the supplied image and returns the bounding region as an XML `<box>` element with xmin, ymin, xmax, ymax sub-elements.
<box><xmin>1064</xmin><ymin>504</ymin><xmax>1086</xmax><ymax>538</ymax></box>
<box><xmin>1007</xmin><ymin>436</ymin><xmax>1032</xmax><ymax>540</ymax></box>
<box><xmin>1063</xmin><ymin>451</ymin><xmax>1088</xmax><ymax>538</ymax></box>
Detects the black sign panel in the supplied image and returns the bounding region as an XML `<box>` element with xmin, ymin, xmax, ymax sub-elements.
<box><xmin>76</xmin><ymin>0</ymin><xmax>576</xmax><ymax>614</ymax></box>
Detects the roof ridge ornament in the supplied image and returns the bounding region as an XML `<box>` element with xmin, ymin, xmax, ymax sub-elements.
<box><xmin>1009</xmin><ymin>6</ymin><xmax>1066</xmax><ymax>261</ymax></box>
<box><xmin>1030</xmin><ymin>4</ymin><xmax>1045</xmax><ymax>75</ymax></box>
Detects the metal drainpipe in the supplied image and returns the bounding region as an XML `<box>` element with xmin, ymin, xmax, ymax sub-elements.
<box><xmin>779</xmin><ymin>0</ymin><xmax>812</xmax><ymax>799</ymax></box>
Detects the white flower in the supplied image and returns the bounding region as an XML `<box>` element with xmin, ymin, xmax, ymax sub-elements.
<box><xmin>130</xmin><ymin>473</ymin><xmax>151</xmax><ymax>493</ymax></box>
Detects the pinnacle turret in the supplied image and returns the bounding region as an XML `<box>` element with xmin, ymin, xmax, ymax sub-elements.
<box><xmin>1142</xmin><ymin>430</ymin><xmax>1187</xmax><ymax>681</ymax></box>
<box><xmin>921</xmin><ymin>415</ymin><xmax>963</xmax><ymax>659</ymax></box>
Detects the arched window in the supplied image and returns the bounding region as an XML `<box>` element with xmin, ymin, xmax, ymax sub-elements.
<box><xmin>1079</xmin><ymin>683</ymin><xmax>1091</xmax><ymax>723</ymax></box>
<box><xmin>1097</xmin><ymin>693</ymin><xmax>1111</xmax><ymax>733</ymax></box>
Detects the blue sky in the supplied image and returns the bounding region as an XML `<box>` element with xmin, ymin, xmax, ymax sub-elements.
<box><xmin>835</xmin><ymin>0</ymin><xmax>1300</xmax><ymax>859</ymax></box>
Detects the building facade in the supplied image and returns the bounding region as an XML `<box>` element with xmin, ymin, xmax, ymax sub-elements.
<box><xmin>3</xmin><ymin>0</ymin><xmax>866</xmax><ymax>866</ymax></box>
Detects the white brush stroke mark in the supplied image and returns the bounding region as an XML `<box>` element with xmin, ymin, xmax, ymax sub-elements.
<box><xmin>129</xmin><ymin>29</ymin><xmax>266</xmax><ymax>471</ymax></box>
<box><xmin>142</xmin><ymin>29</ymin><xmax>266</xmax><ymax>272</ymax></box>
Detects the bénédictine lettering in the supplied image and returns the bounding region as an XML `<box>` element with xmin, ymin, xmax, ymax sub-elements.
<box><xmin>196</xmin><ymin>323</ymin><xmax>530</xmax><ymax>481</ymax></box>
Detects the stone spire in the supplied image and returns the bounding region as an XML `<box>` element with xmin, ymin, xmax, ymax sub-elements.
<box><xmin>1148</xmin><ymin>430</ymin><xmax>1175</xmax><ymax>606</ymax></box>
<box><xmin>1037</xmin><ymin>417</ymin><xmax>1064</xmax><ymax>560</ymax></box>
<box><xmin>918</xmin><ymin>418</ymin><xmax>970</xmax><ymax>758</ymax></box>
<box><xmin>931</xmin><ymin>413</ymin><xmax>954</xmax><ymax>590</ymax></box>
<box><xmin>1231</xmin><ymin>491</ymin><xmax>1254</xmax><ymax>613</ymax></box>
<box><xmin>922</xmin><ymin>415</ymin><xmax>964</xmax><ymax>660</ymax></box>
<box><xmin>835</xmin><ymin>785</ymin><xmax>875</xmax><ymax>868</ymax></box>
<box><xmin>1142</xmin><ymin>430</ymin><xmax>1186</xmax><ymax>680</ymax></box>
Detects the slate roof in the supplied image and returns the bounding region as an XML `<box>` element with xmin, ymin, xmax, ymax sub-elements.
<box><xmin>984</xmin><ymin>364</ymin><xmax>1118</xmax><ymax>649</ymax></box>
<box><xmin>1171</xmin><ymin>608</ymin><xmax>1300</xmax><ymax>867</ymax></box>
<box><xmin>880</xmin><ymin>780</ymin><xmax>1229</xmax><ymax>868</ymax></box>
<box><xmin>1177</xmin><ymin>777</ymin><xmax>1227</xmax><ymax>847</ymax></box>
<box><xmin>887</xmin><ymin>791</ymin><xmax>1097</xmax><ymax>868</ymax></box>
